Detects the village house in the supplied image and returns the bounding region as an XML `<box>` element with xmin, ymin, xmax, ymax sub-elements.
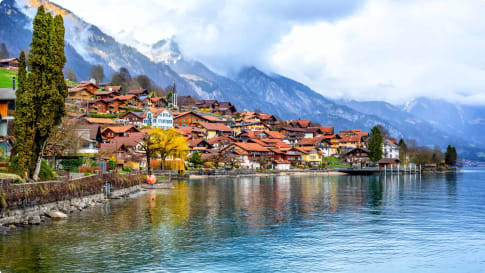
<box><xmin>94</xmin><ymin>90</ymin><xmax>119</xmax><ymax>100</ymax></box>
<box><xmin>188</xmin><ymin>139</ymin><xmax>213</xmax><ymax>153</ymax></box>
<box><xmin>341</xmin><ymin>148</ymin><xmax>370</xmax><ymax>167</ymax></box>
<box><xmin>207</xmin><ymin>135</ymin><xmax>236</xmax><ymax>149</ymax></box>
<box><xmin>377</xmin><ymin>158</ymin><xmax>400</xmax><ymax>168</ymax></box>
<box><xmin>279</xmin><ymin>127</ymin><xmax>308</xmax><ymax>144</ymax></box>
<box><xmin>176</xmin><ymin>126</ymin><xmax>205</xmax><ymax>139</ymax></box>
<box><xmin>173</xmin><ymin>111</ymin><xmax>226</xmax><ymax>127</ymax></box>
<box><xmin>383</xmin><ymin>138</ymin><xmax>400</xmax><ymax>159</ymax></box>
<box><xmin>295</xmin><ymin>146</ymin><xmax>323</xmax><ymax>166</ymax></box>
<box><xmin>120</xmin><ymin>111</ymin><xmax>144</xmax><ymax>127</ymax></box>
<box><xmin>213</xmin><ymin>102</ymin><xmax>237</xmax><ymax>116</ymax></box>
<box><xmin>68</xmin><ymin>85</ymin><xmax>96</xmax><ymax>100</ymax></box>
<box><xmin>0</xmin><ymin>83</ymin><xmax>16</xmax><ymax>137</ymax></box>
<box><xmin>101</xmin><ymin>126</ymin><xmax>140</xmax><ymax>142</ymax></box>
<box><xmin>231</xmin><ymin>121</ymin><xmax>270</xmax><ymax>135</ymax></box>
<box><xmin>98</xmin><ymin>132</ymin><xmax>146</xmax><ymax>169</ymax></box>
<box><xmin>92</xmin><ymin>98</ymin><xmax>123</xmax><ymax>113</ymax></box>
<box><xmin>80</xmin><ymin>117</ymin><xmax>118</xmax><ymax>127</ymax></box>
<box><xmin>150</xmin><ymin>97</ymin><xmax>167</xmax><ymax>108</ymax></box>
<box><xmin>197</xmin><ymin>122</ymin><xmax>233</xmax><ymax>139</ymax></box>
<box><xmin>0</xmin><ymin>58</ymin><xmax>19</xmax><ymax>70</ymax></box>
<box><xmin>273</xmin><ymin>160</ymin><xmax>291</xmax><ymax>170</ymax></box>
<box><xmin>142</xmin><ymin>108</ymin><xmax>173</xmax><ymax>129</ymax></box>
<box><xmin>114</xmin><ymin>95</ymin><xmax>139</xmax><ymax>108</ymax></box>
<box><xmin>222</xmin><ymin>142</ymin><xmax>270</xmax><ymax>169</ymax></box>
<box><xmin>196</xmin><ymin>100</ymin><xmax>219</xmax><ymax>112</ymax></box>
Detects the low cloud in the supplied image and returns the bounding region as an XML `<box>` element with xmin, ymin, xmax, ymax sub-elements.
<box><xmin>269</xmin><ymin>0</ymin><xmax>485</xmax><ymax>105</ymax></box>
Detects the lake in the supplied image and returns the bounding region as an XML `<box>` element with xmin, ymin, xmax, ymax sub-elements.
<box><xmin>1</xmin><ymin>171</ymin><xmax>485</xmax><ymax>272</ymax></box>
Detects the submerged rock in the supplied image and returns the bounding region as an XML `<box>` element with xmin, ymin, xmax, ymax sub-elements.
<box><xmin>48</xmin><ymin>211</ymin><xmax>68</xmax><ymax>219</ymax></box>
<box><xmin>29</xmin><ymin>215</ymin><xmax>41</xmax><ymax>225</ymax></box>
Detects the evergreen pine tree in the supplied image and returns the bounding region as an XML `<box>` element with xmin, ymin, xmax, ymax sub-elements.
<box><xmin>368</xmin><ymin>126</ymin><xmax>384</xmax><ymax>162</ymax></box>
<box><xmin>451</xmin><ymin>146</ymin><xmax>457</xmax><ymax>166</ymax></box>
<box><xmin>445</xmin><ymin>145</ymin><xmax>452</xmax><ymax>165</ymax></box>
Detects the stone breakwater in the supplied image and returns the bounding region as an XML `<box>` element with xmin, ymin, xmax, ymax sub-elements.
<box><xmin>0</xmin><ymin>185</ymin><xmax>141</xmax><ymax>227</ymax></box>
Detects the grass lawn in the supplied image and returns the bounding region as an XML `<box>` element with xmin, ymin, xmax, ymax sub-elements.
<box><xmin>0</xmin><ymin>68</ymin><xmax>17</xmax><ymax>88</ymax></box>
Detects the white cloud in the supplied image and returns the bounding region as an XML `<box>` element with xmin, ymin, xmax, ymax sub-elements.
<box><xmin>269</xmin><ymin>0</ymin><xmax>485</xmax><ymax>104</ymax></box>
<box><xmin>54</xmin><ymin>0</ymin><xmax>485</xmax><ymax>105</ymax></box>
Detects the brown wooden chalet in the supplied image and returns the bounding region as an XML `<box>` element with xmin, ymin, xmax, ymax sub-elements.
<box><xmin>102</xmin><ymin>126</ymin><xmax>140</xmax><ymax>142</ymax></box>
<box><xmin>0</xmin><ymin>58</ymin><xmax>19</xmax><ymax>70</ymax></box>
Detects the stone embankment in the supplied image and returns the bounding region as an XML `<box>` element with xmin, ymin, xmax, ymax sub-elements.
<box><xmin>0</xmin><ymin>173</ymin><xmax>142</xmax><ymax>230</ymax></box>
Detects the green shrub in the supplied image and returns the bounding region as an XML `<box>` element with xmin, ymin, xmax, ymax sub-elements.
<box><xmin>89</xmin><ymin>113</ymin><xmax>121</xmax><ymax>119</ymax></box>
<box><xmin>39</xmin><ymin>160</ymin><xmax>55</xmax><ymax>181</ymax></box>
<box><xmin>61</xmin><ymin>158</ymin><xmax>83</xmax><ymax>172</ymax></box>
<box><xmin>122</xmin><ymin>166</ymin><xmax>133</xmax><ymax>172</ymax></box>
<box><xmin>108</xmin><ymin>159</ymin><xmax>116</xmax><ymax>170</ymax></box>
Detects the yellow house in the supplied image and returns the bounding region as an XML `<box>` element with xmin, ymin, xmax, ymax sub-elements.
<box><xmin>197</xmin><ymin>122</ymin><xmax>233</xmax><ymax>139</ymax></box>
<box><xmin>232</xmin><ymin>122</ymin><xmax>270</xmax><ymax>135</ymax></box>
<box><xmin>296</xmin><ymin>146</ymin><xmax>322</xmax><ymax>166</ymax></box>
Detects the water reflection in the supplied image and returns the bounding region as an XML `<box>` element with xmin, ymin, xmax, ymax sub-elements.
<box><xmin>0</xmin><ymin>172</ymin><xmax>480</xmax><ymax>273</ymax></box>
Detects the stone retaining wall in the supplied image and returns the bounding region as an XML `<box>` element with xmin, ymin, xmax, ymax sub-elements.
<box><xmin>0</xmin><ymin>185</ymin><xmax>140</xmax><ymax>226</ymax></box>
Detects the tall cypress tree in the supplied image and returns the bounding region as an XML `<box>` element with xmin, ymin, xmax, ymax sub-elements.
<box><xmin>368</xmin><ymin>126</ymin><xmax>384</xmax><ymax>162</ymax></box>
<box><xmin>14</xmin><ymin>6</ymin><xmax>68</xmax><ymax>180</ymax></box>
<box><xmin>13</xmin><ymin>51</ymin><xmax>35</xmax><ymax>179</ymax></box>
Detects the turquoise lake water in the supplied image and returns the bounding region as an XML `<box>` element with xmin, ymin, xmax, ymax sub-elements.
<box><xmin>1</xmin><ymin>171</ymin><xmax>484</xmax><ymax>272</ymax></box>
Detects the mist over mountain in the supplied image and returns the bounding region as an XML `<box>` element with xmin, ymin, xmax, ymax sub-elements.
<box><xmin>1</xmin><ymin>0</ymin><xmax>485</xmax><ymax>160</ymax></box>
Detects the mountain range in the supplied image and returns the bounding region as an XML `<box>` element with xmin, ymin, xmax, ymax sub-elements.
<box><xmin>1</xmin><ymin>0</ymin><xmax>484</xmax><ymax>160</ymax></box>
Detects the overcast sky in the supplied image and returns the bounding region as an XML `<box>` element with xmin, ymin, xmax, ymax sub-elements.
<box><xmin>56</xmin><ymin>0</ymin><xmax>485</xmax><ymax>105</ymax></box>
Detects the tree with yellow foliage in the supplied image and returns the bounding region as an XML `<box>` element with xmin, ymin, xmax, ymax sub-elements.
<box><xmin>139</xmin><ymin>128</ymin><xmax>188</xmax><ymax>174</ymax></box>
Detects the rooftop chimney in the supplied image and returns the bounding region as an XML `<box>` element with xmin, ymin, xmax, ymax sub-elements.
<box><xmin>12</xmin><ymin>76</ymin><xmax>15</xmax><ymax>90</ymax></box>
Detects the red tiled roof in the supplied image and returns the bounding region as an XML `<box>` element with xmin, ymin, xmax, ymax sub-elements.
<box><xmin>282</xmin><ymin>127</ymin><xmax>307</xmax><ymax>132</ymax></box>
<box><xmin>264</xmin><ymin>131</ymin><xmax>286</xmax><ymax>139</ymax></box>
<box><xmin>248</xmin><ymin>138</ymin><xmax>267</xmax><ymax>146</ymax></box>
<box><xmin>319</xmin><ymin>126</ymin><xmax>334</xmax><ymax>134</ymax></box>
<box><xmin>201</xmin><ymin>115</ymin><xmax>224</xmax><ymax>122</ymax></box>
<box><xmin>199</xmin><ymin>122</ymin><xmax>232</xmax><ymax>132</ymax></box>
<box><xmin>102</xmin><ymin>126</ymin><xmax>139</xmax><ymax>134</ymax></box>
<box><xmin>207</xmin><ymin>135</ymin><xmax>236</xmax><ymax>145</ymax></box>
<box><xmin>188</xmin><ymin>139</ymin><xmax>204</xmax><ymax>147</ymax></box>
<box><xmin>235</xmin><ymin>142</ymin><xmax>269</xmax><ymax>152</ymax></box>
<box><xmin>260</xmin><ymin>139</ymin><xmax>291</xmax><ymax>149</ymax></box>
<box><xmin>341</xmin><ymin>135</ymin><xmax>362</xmax><ymax>142</ymax></box>
<box><xmin>114</xmin><ymin>95</ymin><xmax>136</xmax><ymax>101</ymax></box>
<box><xmin>274</xmin><ymin>160</ymin><xmax>291</xmax><ymax>164</ymax></box>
